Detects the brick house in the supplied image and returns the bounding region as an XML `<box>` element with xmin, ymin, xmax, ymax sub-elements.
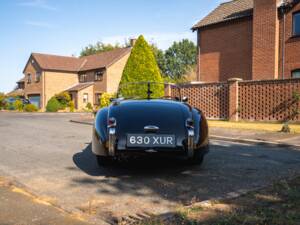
<box><xmin>192</xmin><ymin>0</ymin><xmax>300</xmax><ymax>82</ymax></box>
<box><xmin>16</xmin><ymin>47</ymin><xmax>131</xmax><ymax>110</ymax></box>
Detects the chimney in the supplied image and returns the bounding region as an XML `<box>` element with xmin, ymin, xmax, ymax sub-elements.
<box><xmin>252</xmin><ymin>0</ymin><xmax>281</xmax><ymax>80</ymax></box>
<box><xmin>130</xmin><ymin>38</ymin><xmax>137</xmax><ymax>47</ymax></box>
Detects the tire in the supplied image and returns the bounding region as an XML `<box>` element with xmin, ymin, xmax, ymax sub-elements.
<box><xmin>96</xmin><ymin>155</ymin><xmax>113</xmax><ymax>167</ymax></box>
<box><xmin>188</xmin><ymin>151</ymin><xmax>204</xmax><ymax>165</ymax></box>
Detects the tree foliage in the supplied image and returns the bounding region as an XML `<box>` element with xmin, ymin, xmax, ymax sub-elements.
<box><xmin>46</xmin><ymin>97</ymin><xmax>61</xmax><ymax>112</ymax></box>
<box><xmin>120</xmin><ymin>35</ymin><xmax>164</xmax><ymax>98</ymax></box>
<box><xmin>152</xmin><ymin>39</ymin><xmax>197</xmax><ymax>80</ymax></box>
<box><xmin>80</xmin><ymin>41</ymin><xmax>130</xmax><ymax>57</ymax></box>
<box><xmin>0</xmin><ymin>93</ymin><xmax>6</xmax><ymax>110</ymax></box>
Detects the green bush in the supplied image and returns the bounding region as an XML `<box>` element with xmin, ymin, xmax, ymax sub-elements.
<box><xmin>54</xmin><ymin>92</ymin><xmax>71</xmax><ymax>109</ymax></box>
<box><xmin>14</xmin><ymin>99</ymin><xmax>24</xmax><ymax>111</ymax></box>
<box><xmin>86</xmin><ymin>102</ymin><xmax>93</xmax><ymax>111</ymax></box>
<box><xmin>0</xmin><ymin>93</ymin><xmax>6</xmax><ymax>110</ymax></box>
<box><xmin>46</xmin><ymin>97</ymin><xmax>61</xmax><ymax>112</ymax></box>
<box><xmin>24</xmin><ymin>104</ymin><xmax>38</xmax><ymax>112</ymax></box>
<box><xmin>99</xmin><ymin>93</ymin><xmax>115</xmax><ymax>109</ymax></box>
<box><xmin>120</xmin><ymin>35</ymin><xmax>164</xmax><ymax>99</ymax></box>
<box><xmin>7</xmin><ymin>103</ymin><xmax>15</xmax><ymax>111</ymax></box>
<box><xmin>69</xmin><ymin>101</ymin><xmax>75</xmax><ymax>112</ymax></box>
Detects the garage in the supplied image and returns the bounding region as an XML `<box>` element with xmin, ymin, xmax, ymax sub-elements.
<box><xmin>28</xmin><ymin>94</ymin><xmax>41</xmax><ymax>109</ymax></box>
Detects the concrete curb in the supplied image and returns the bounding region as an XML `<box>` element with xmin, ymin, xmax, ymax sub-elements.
<box><xmin>69</xmin><ymin>120</ymin><xmax>93</xmax><ymax>126</ymax></box>
<box><xmin>210</xmin><ymin>135</ymin><xmax>300</xmax><ymax>149</ymax></box>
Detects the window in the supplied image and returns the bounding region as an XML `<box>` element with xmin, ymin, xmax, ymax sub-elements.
<box><xmin>293</xmin><ymin>12</ymin><xmax>300</xmax><ymax>36</ymax></box>
<box><xmin>292</xmin><ymin>69</ymin><xmax>300</xmax><ymax>78</ymax></box>
<box><xmin>83</xmin><ymin>93</ymin><xmax>88</xmax><ymax>104</ymax></box>
<box><xmin>95</xmin><ymin>71</ymin><xmax>104</xmax><ymax>81</ymax></box>
<box><xmin>95</xmin><ymin>93</ymin><xmax>102</xmax><ymax>105</ymax></box>
<box><xmin>27</xmin><ymin>73</ymin><xmax>31</xmax><ymax>84</ymax></box>
<box><xmin>35</xmin><ymin>72</ymin><xmax>41</xmax><ymax>82</ymax></box>
<box><xmin>79</xmin><ymin>74</ymin><xmax>87</xmax><ymax>82</ymax></box>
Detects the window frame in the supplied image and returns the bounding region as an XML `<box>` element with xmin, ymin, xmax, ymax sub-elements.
<box><xmin>293</xmin><ymin>11</ymin><xmax>300</xmax><ymax>37</ymax></box>
<box><xmin>35</xmin><ymin>72</ymin><xmax>41</xmax><ymax>82</ymax></box>
<box><xmin>95</xmin><ymin>93</ymin><xmax>102</xmax><ymax>105</ymax></box>
<box><xmin>94</xmin><ymin>71</ymin><xmax>104</xmax><ymax>81</ymax></box>
<box><xmin>83</xmin><ymin>93</ymin><xmax>88</xmax><ymax>104</ymax></box>
<box><xmin>291</xmin><ymin>69</ymin><xmax>300</xmax><ymax>78</ymax></box>
<box><xmin>79</xmin><ymin>74</ymin><xmax>87</xmax><ymax>83</ymax></box>
<box><xmin>27</xmin><ymin>73</ymin><xmax>32</xmax><ymax>84</ymax></box>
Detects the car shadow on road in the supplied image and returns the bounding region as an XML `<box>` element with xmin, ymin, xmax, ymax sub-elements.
<box><xmin>72</xmin><ymin>141</ymin><xmax>300</xmax><ymax>208</ymax></box>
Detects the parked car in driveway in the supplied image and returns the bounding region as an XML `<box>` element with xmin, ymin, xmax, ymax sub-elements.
<box><xmin>92</xmin><ymin>82</ymin><xmax>209</xmax><ymax>166</ymax></box>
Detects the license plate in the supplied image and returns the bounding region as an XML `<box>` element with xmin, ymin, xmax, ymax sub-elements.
<box><xmin>127</xmin><ymin>134</ymin><xmax>176</xmax><ymax>148</ymax></box>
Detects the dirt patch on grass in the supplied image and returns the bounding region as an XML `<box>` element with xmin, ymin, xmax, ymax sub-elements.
<box><xmin>135</xmin><ymin>176</ymin><xmax>300</xmax><ymax>225</ymax></box>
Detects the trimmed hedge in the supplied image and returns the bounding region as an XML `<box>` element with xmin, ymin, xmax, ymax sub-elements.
<box><xmin>24</xmin><ymin>104</ymin><xmax>38</xmax><ymax>112</ymax></box>
<box><xmin>46</xmin><ymin>97</ymin><xmax>61</xmax><ymax>112</ymax></box>
<box><xmin>120</xmin><ymin>35</ymin><xmax>164</xmax><ymax>99</ymax></box>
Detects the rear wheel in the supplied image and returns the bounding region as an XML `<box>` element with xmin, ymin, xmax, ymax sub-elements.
<box><xmin>96</xmin><ymin>155</ymin><xmax>113</xmax><ymax>167</ymax></box>
<box><xmin>187</xmin><ymin>146</ymin><xmax>209</xmax><ymax>165</ymax></box>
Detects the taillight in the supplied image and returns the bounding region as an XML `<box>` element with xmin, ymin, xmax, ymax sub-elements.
<box><xmin>108</xmin><ymin>117</ymin><xmax>116</xmax><ymax>128</ymax></box>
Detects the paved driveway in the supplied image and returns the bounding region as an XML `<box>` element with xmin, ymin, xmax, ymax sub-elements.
<box><xmin>0</xmin><ymin>112</ymin><xmax>300</xmax><ymax>224</ymax></box>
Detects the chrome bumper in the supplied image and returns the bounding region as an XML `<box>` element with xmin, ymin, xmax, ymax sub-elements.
<box><xmin>108</xmin><ymin>128</ymin><xmax>116</xmax><ymax>156</ymax></box>
<box><xmin>187</xmin><ymin>128</ymin><xmax>195</xmax><ymax>158</ymax></box>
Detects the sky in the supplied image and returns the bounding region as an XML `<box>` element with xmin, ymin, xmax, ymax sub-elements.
<box><xmin>0</xmin><ymin>0</ymin><xmax>224</xmax><ymax>93</ymax></box>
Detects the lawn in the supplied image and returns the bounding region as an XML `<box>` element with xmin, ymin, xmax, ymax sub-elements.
<box><xmin>208</xmin><ymin>120</ymin><xmax>300</xmax><ymax>134</ymax></box>
<box><xmin>137</xmin><ymin>176</ymin><xmax>300</xmax><ymax>225</ymax></box>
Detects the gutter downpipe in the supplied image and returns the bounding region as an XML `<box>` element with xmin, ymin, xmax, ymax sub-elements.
<box><xmin>282</xmin><ymin>6</ymin><xmax>286</xmax><ymax>79</ymax></box>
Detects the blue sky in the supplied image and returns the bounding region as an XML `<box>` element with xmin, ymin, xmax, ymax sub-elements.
<box><xmin>0</xmin><ymin>0</ymin><xmax>224</xmax><ymax>93</ymax></box>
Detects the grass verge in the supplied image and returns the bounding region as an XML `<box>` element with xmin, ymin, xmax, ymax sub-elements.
<box><xmin>208</xmin><ymin>120</ymin><xmax>300</xmax><ymax>134</ymax></box>
<box><xmin>137</xmin><ymin>176</ymin><xmax>300</xmax><ymax>225</ymax></box>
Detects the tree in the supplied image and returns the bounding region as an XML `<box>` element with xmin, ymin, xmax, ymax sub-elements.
<box><xmin>0</xmin><ymin>93</ymin><xmax>6</xmax><ymax>110</ymax></box>
<box><xmin>164</xmin><ymin>39</ymin><xmax>197</xmax><ymax>79</ymax></box>
<box><xmin>120</xmin><ymin>35</ymin><xmax>164</xmax><ymax>99</ymax></box>
<box><xmin>150</xmin><ymin>44</ymin><xmax>167</xmax><ymax>77</ymax></box>
<box><xmin>80</xmin><ymin>42</ymin><xmax>121</xmax><ymax>57</ymax></box>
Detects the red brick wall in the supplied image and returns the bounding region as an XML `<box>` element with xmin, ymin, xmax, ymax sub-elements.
<box><xmin>171</xmin><ymin>79</ymin><xmax>300</xmax><ymax>122</ymax></box>
<box><xmin>198</xmin><ymin>18</ymin><xmax>253</xmax><ymax>83</ymax></box>
<box><xmin>239</xmin><ymin>79</ymin><xmax>300</xmax><ymax>121</ymax></box>
<box><xmin>252</xmin><ymin>0</ymin><xmax>280</xmax><ymax>80</ymax></box>
<box><xmin>172</xmin><ymin>83</ymin><xmax>229</xmax><ymax>120</ymax></box>
<box><xmin>279</xmin><ymin>3</ymin><xmax>300</xmax><ymax>79</ymax></box>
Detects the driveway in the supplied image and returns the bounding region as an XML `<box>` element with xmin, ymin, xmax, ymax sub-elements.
<box><xmin>0</xmin><ymin>112</ymin><xmax>300</xmax><ymax>224</ymax></box>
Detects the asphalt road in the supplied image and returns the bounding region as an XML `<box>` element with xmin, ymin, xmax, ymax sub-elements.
<box><xmin>0</xmin><ymin>112</ymin><xmax>300</xmax><ymax>224</ymax></box>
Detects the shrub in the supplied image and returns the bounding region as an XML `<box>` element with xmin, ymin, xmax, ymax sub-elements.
<box><xmin>24</xmin><ymin>104</ymin><xmax>38</xmax><ymax>112</ymax></box>
<box><xmin>99</xmin><ymin>93</ymin><xmax>115</xmax><ymax>109</ymax></box>
<box><xmin>0</xmin><ymin>93</ymin><xmax>6</xmax><ymax>110</ymax></box>
<box><xmin>46</xmin><ymin>97</ymin><xmax>61</xmax><ymax>112</ymax></box>
<box><xmin>86</xmin><ymin>102</ymin><xmax>93</xmax><ymax>111</ymax></box>
<box><xmin>7</xmin><ymin>103</ymin><xmax>15</xmax><ymax>111</ymax></box>
<box><xmin>120</xmin><ymin>35</ymin><xmax>164</xmax><ymax>99</ymax></box>
<box><xmin>54</xmin><ymin>92</ymin><xmax>71</xmax><ymax>109</ymax></box>
<box><xmin>14</xmin><ymin>99</ymin><xmax>24</xmax><ymax>111</ymax></box>
<box><xmin>69</xmin><ymin>101</ymin><xmax>75</xmax><ymax>112</ymax></box>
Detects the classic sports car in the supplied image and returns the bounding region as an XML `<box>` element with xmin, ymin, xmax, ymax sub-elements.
<box><xmin>92</xmin><ymin>82</ymin><xmax>209</xmax><ymax>166</ymax></box>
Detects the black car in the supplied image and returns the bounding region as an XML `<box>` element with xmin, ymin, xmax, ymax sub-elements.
<box><xmin>92</xmin><ymin>82</ymin><xmax>209</xmax><ymax>166</ymax></box>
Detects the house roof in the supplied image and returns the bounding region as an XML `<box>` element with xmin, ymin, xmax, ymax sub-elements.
<box><xmin>192</xmin><ymin>0</ymin><xmax>300</xmax><ymax>30</ymax></box>
<box><xmin>7</xmin><ymin>88</ymin><xmax>25</xmax><ymax>97</ymax></box>
<box><xmin>66</xmin><ymin>82</ymin><xmax>94</xmax><ymax>92</ymax></box>
<box><xmin>192</xmin><ymin>0</ymin><xmax>253</xmax><ymax>30</ymax></box>
<box><xmin>17</xmin><ymin>77</ymin><xmax>25</xmax><ymax>83</ymax></box>
<box><xmin>80</xmin><ymin>48</ymin><xmax>131</xmax><ymax>72</ymax></box>
<box><xmin>29</xmin><ymin>47</ymin><xmax>131</xmax><ymax>73</ymax></box>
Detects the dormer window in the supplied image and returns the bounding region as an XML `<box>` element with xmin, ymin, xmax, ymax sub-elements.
<box><xmin>95</xmin><ymin>71</ymin><xmax>104</xmax><ymax>81</ymax></box>
<box><xmin>79</xmin><ymin>74</ymin><xmax>87</xmax><ymax>82</ymax></box>
<box><xmin>293</xmin><ymin>12</ymin><xmax>300</xmax><ymax>36</ymax></box>
<box><xmin>27</xmin><ymin>73</ymin><xmax>32</xmax><ymax>84</ymax></box>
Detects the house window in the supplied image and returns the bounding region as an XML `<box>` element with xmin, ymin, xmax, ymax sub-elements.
<box><xmin>79</xmin><ymin>74</ymin><xmax>87</xmax><ymax>82</ymax></box>
<box><xmin>95</xmin><ymin>93</ymin><xmax>102</xmax><ymax>105</ymax></box>
<box><xmin>35</xmin><ymin>72</ymin><xmax>41</xmax><ymax>82</ymax></box>
<box><xmin>83</xmin><ymin>93</ymin><xmax>88</xmax><ymax>104</ymax></box>
<box><xmin>27</xmin><ymin>73</ymin><xmax>31</xmax><ymax>84</ymax></box>
<box><xmin>293</xmin><ymin>12</ymin><xmax>300</xmax><ymax>36</ymax></box>
<box><xmin>292</xmin><ymin>69</ymin><xmax>300</xmax><ymax>78</ymax></box>
<box><xmin>95</xmin><ymin>71</ymin><xmax>104</xmax><ymax>81</ymax></box>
